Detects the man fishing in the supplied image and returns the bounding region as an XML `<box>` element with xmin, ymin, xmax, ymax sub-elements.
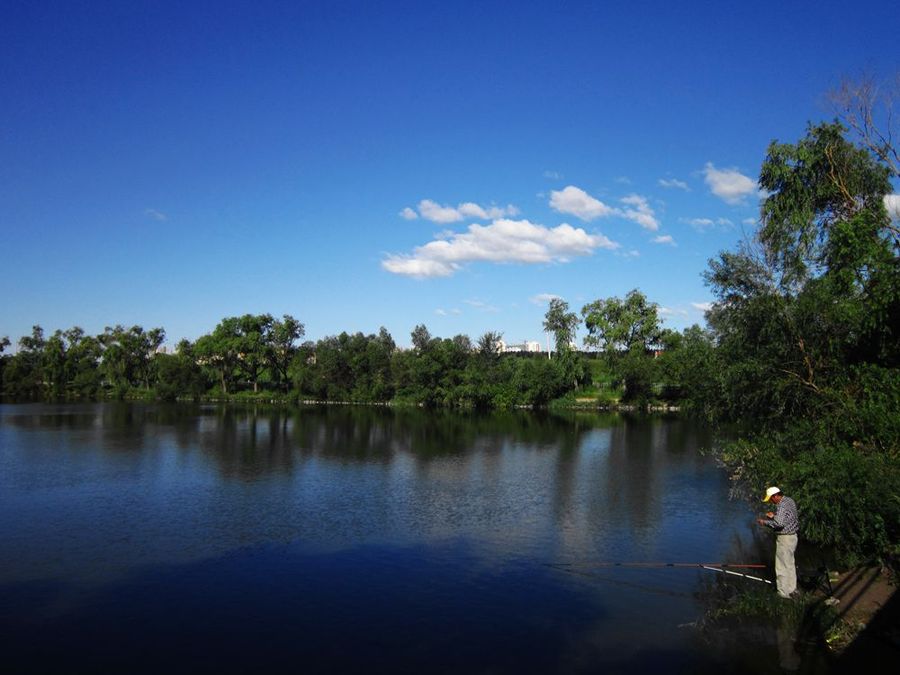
<box><xmin>757</xmin><ymin>486</ymin><xmax>800</xmax><ymax>598</ymax></box>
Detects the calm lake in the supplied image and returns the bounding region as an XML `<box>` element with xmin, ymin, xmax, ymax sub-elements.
<box><xmin>0</xmin><ymin>403</ymin><xmax>820</xmax><ymax>673</ymax></box>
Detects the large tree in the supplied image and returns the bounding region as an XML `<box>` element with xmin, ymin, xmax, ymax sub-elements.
<box><xmin>235</xmin><ymin>313</ymin><xmax>274</xmax><ymax>393</ymax></box>
<box><xmin>195</xmin><ymin>317</ymin><xmax>242</xmax><ymax>394</ymax></box>
<box><xmin>705</xmin><ymin>121</ymin><xmax>899</xmax><ymax>561</ymax></box>
<box><xmin>580</xmin><ymin>290</ymin><xmax>663</xmax><ymax>401</ymax></box>
<box><xmin>410</xmin><ymin>324</ymin><xmax>432</xmax><ymax>352</ymax></box>
<box><xmin>267</xmin><ymin>314</ymin><xmax>305</xmax><ymax>392</ymax></box>
<box><xmin>4</xmin><ymin>326</ymin><xmax>48</xmax><ymax>398</ymax></box>
<box><xmin>581</xmin><ymin>289</ymin><xmax>662</xmax><ymax>354</ymax></box>
<box><xmin>0</xmin><ymin>336</ymin><xmax>9</xmax><ymax>394</ymax></box>
<box><xmin>99</xmin><ymin>325</ymin><xmax>165</xmax><ymax>392</ymax></box>
<box><xmin>542</xmin><ymin>298</ymin><xmax>578</xmax><ymax>356</ymax></box>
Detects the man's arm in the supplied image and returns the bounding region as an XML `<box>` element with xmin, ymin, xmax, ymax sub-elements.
<box><xmin>757</xmin><ymin>508</ymin><xmax>780</xmax><ymax>529</ymax></box>
<box><xmin>768</xmin><ymin>505</ymin><xmax>787</xmax><ymax>530</ymax></box>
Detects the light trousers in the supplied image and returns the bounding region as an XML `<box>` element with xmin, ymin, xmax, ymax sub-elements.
<box><xmin>775</xmin><ymin>534</ymin><xmax>798</xmax><ymax>598</ymax></box>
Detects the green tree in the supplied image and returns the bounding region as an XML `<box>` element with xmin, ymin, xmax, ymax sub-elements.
<box><xmin>4</xmin><ymin>326</ymin><xmax>47</xmax><ymax>398</ymax></box>
<box><xmin>364</xmin><ymin>327</ymin><xmax>396</xmax><ymax>401</ymax></box>
<box><xmin>195</xmin><ymin>318</ymin><xmax>242</xmax><ymax>394</ymax></box>
<box><xmin>99</xmin><ymin>325</ymin><xmax>165</xmax><ymax>394</ymax></box>
<box><xmin>581</xmin><ymin>289</ymin><xmax>662</xmax><ymax>354</ymax></box>
<box><xmin>154</xmin><ymin>339</ymin><xmax>209</xmax><ymax>401</ymax></box>
<box><xmin>542</xmin><ymin>298</ymin><xmax>578</xmax><ymax>356</ymax></box>
<box><xmin>235</xmin><ymin>313</ymin><xmax>274</xmax><ymax>393</ymax></box>
<box><xmin>512</xmin><ymin>356</ymin><xmax>569</xmax><ymax>405</ymax></box>
<box><xmin>290</xmin><ymin>341</ymin><xmax>318</xmax><ymax>396</ymax></box>
<box><xmin>65</xmin><ymin>330</ymin><xmax>103</xmax><ymax>398</ymax></box>
<box><xmin>296</xmin><ymin>329</ymin><xmax>395</xmax><ymax>403</ymax></box>
<box><xmin>656</xmin><ymin>324</ymin><xmax>718</xmax><ymax>412</ymax></box>
<box><xmin>268</xmin><ymin>314</ymin><xmax>305</xmax><ymax>392</ymax></box>
<box><xmin>476</xmin><ymin>331</ymin><xmax>502</xmax><ymax>363</ymax></box>
<box><xmin>411</xmin><ymin>324</ymin><xmax>432</xmax><ymax>352</ymax></box>
<box><xmin>43</xmin><ymin>330</ymin><xmax>69</xmax><ymax>397</ymax></box>
<box><xmin>706</xmin><ymin>121</ymin><xmax>899</xmax><ymax>562</ymax></box>
<box><xmin>581</xmin><ymin>290</ymin><xmax>662</xmax><ymax>401</ymax></box>
<box><xmin>0</xmin><ymin>336</ymin><xmax>9</xmax><ymax>393</ymax></box>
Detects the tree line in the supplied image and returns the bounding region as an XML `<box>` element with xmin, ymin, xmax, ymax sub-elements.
<box><xmin>0</xmin><ymin>293</ymin><xmax>709</xmax><ymax>409</ymax></box>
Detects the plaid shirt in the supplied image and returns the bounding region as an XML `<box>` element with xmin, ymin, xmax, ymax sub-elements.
<box><xmin>766</xmin><ymin>496</ymin><xmax>799</xmax><ymax>535</ymax></box>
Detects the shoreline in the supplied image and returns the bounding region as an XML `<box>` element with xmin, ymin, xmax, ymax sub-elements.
<box><xmin>0</xmin><ymin>394</ymin><xmax>683</xmax><ymax>414</ymax></box>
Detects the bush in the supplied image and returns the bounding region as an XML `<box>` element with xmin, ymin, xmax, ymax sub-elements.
<box><xmin>722</xmin><ymin>432</ymin><xmax>900</xmax><ymax>565</ymax></box>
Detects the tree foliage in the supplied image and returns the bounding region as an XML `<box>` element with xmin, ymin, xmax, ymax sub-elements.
<box><xmin>542</xmin><ymin>298</ymin><xmax>578</xmax><ymax>355</ymax></box>
<box><xmin>582</xmin><ymin>289</ymin><xmax>662</xmax><ymax>354</ymax></box>
<box><xmin>828</xmin><ymin>72</ymin><xmax>900</xmax><ymax>179</ymax></box>
<box><xmin>704</xmin><ymin>121</ymin><xmax>899</xmax><ymax>563</ymax></box>
<box><xmin>579</xmin><ymin>289</ymin><xmax>663</xmax><ymax>401</ymax></box>
<box><xmin>99</xmin><ymin>325</ymin><xmax>165</xmax><ymax>395</ymax></box>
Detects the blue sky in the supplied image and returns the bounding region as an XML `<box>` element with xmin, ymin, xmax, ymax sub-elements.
<box><xmin>2</xmin><ymin>1</ymin><xmax>898</xmax><ymax>349</ymax></box>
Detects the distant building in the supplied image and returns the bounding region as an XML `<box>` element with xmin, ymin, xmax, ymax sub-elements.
<box><xmin>496</xmin><ymin>339</ymin><xmax>542</xmax><ymax>354</ymax></box>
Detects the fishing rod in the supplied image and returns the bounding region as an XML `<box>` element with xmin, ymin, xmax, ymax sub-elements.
<box><xmin>699</xmin><ymin>565</ymin><xmax>771</xmax><ymax>584</ymax></box>
<box><xmin>547</xmin><ymin>562</ymin><xmax>767</xmax><ymax>569</ymax></box>
<box><xmin>544</xmin><ymin>561</ymin><xmax>772</xmax><ymax>585</ymax></box>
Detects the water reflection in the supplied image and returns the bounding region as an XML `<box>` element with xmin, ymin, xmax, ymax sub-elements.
<box><xmin>0</xmin><ymin>403</ymin><xmax>798</xmax><ymax>673</ymax></box>
<box><xmin>0</xmin><ymin>405</ymin><xmax>736</xmax><ymax>575</ymax></box>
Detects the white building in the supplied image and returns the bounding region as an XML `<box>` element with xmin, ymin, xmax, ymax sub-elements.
<box><xmin>496</xmin><ymin>339</ymin><xmax>542</xmax><ymax>353</ymax></box>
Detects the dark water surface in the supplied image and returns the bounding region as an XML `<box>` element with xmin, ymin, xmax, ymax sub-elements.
<box><xmin>0</xmin><ymin>403</ymin><xmax>816</xmax><ymax>673</ymax></box>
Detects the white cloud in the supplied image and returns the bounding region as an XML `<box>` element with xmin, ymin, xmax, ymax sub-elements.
<box><xmin>416</xmin><ymin>199</ymin><xmax>519</xmax><ymax>223</ymax></box>
<box><xmin>435</xmin><ymin>309</ymin><xmax>448</xmax><ymax>316</ymax></box>
<box><xmin>658</xmin><ymin>178</ymin><xmax>689</xmax><ymax>191</ymax></box>
<box><xmin>549</xmin><ymin>185</ymin><xmax>615</xmax><ymax>221</ymax></box>
<box><xmin>530</xmin><ymin>293</ymin><xmax>561</xmax><ymax>305</ymax></box>
<box><xmin>400</xmin><ymin>207</ymin><xmax>418</xmax><ymax>220</ymax></box>
<box><xmin>382</xmin><ymin>218</ymin><xmax>619</xmax><ymax>278</ymax></box>
<box><xmin>418</xmin><ymin>199</ymin><xmax>465</xmax><ymax>223</ymax></box>
<box><xmin>685</xmin><ymin>217</ymin><xmax>715</xmax><ymax>230</ymax></box>
<box><xmin>464</xmin><ymin>299</ymin><xmax>499</xmax><ymax>313</ymax></box>
<box><xmin>457</xmin><ymin>203</ymin><xmax>486</xmax><ymax>219</ymax></box>
<box><xmin>144</xmin><ymin>208</ymin><xmax>168</xmax><ymax>221</ymax></box>
<box><xmin>652</xmin><ymin>235</ymin><xmax>675</xmax><ymax>245</ymax></box>
<box><xmin>543</xmin><ymin>170</ymin><xmax>563</xmax><ymax>180</ymax></box>
<box><xmin>382</xmin><ymin>256</ymin><xmax>457</xmax><ymax>278</ymax></box>
<box><xmin>615</xmin><ymin>176</ymin><xmax>632</xmax><ymax>185</ymax></box>
<box><xmin>742</xmin><ymin>217</ymin><xmax>758</xmax><ymax>226</ymax></box>
<box><xmin>458</xmin><ymin>202</ymin><xmax>520</xmax><ymax>220</ymax></box>
<box><xmin>683</xmin><ymin>216</ymin><xmax>733</xmax><ymax>232</ymax></box>
<box><xmin>691</xmin><ymin>302</ymin><xmax>713</xmax><ymax>312</ymax></box>
<box><xmin>885</xmin><ymin>194</ymin><xmax>900</xmax><ymax>220</ymax></box>
<box><xmin>621</xmin><ymin>194</ymin><xmax>660</xmax><ymax>231</ymax></box>
<box><xmin>660</xmin><ymin>307</ymin><xmax>688</xmax><ymax>317</ymax></box>
<box><xmin>703</xmin><ymin>163</ymin><xmax>757</xmax><ymax>204</ymax></box>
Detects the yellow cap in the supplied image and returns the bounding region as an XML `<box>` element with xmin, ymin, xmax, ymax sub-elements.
<box><xmin>762</xmin><ymin>486</ymin><xmax>781</xmax><ymax>502</ymax></box>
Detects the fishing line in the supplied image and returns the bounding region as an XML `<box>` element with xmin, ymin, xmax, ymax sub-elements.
<box><xmin>544</xmin><ymin>561</ymin><xmax>774</xmax><ymax>590</ymax></box>
<box><xmin>546</xmin><ymin>563</ymin><xmax>693</xmax><ymax>598</ymax></box>
<box><xmin>547</xmin><ymin>562</ymin><xmax>767</xmax><ymax>569</ymax></box>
